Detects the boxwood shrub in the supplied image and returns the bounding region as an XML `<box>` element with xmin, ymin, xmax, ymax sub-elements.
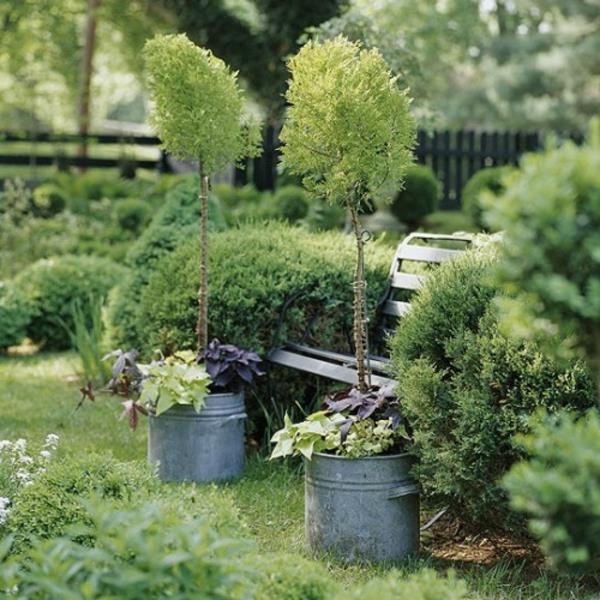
<box><xmin>0</xmin><ymin>282</ymin><xmax>30</xmax><ymax>350</ymax></box>
<box><xmin>136</xmin><ymin>223</ymin><xmax>391</xmax><ymax>357</ymax></box>
<box><xmin>390</xmin><ymin>164</ymin><xmax>441</xmax><ymax>229</ymax></box>
<box><xmin>462</xmin><ymin>165</ymin><xmax>514</xmax><ymax>230</ymax></box>
<box><xmin>107</xmin><ymin>177</ymin><xmax>226</xmax><ymax>349</ymax></box>
<box><xmin>390</xmin><ymin>247</ymin><xmax>595</xmax><ymax>533</ymax></box>
<box><xmin>5</xmin><ymin>453</ymin><xmax>159</xmax><ymax>554</ymax></box>
<box><xmin>13</xmin><ymin>255</ymin><xmax>127</xmax><ymax>350</ymax></box>
<box><xmin>504</xmin><ymin>409</ymin><xmax>600</xmax><ymax>573</ymax></box>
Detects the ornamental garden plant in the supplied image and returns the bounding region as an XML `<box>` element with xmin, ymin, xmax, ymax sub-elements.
<box><xmin>271</xmin><ymin>36</ymin><xmax>417</xmax><ymax>562</ymax></box>
<box><xmin>486</xmin><ymin>124</ymin><xmax>600</xmax><ymax>573</ymax></box>
<box><xmin>99</xmin><ymin>33</ymin><xmax>264</xmax><ymax>483</ymax></box>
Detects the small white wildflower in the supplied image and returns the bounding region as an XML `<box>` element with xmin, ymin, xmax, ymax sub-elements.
<box><xmin>14</xmin><ymin>439</ymin><xmax>26</xmax><ymax>452</ymax></box>
<box><xmin>0</xmin><ymin>440</ymin><xmax>11</xmax><ymax>452</ymax></box>
<box><xmin>14</xmin><ymin>469</ymin><xmax>32</xmax><ymax>484</ymax></box>
<box><xmin>39</xmin><ymin>450</ymin><xmax>51</xmax><ymax>459</ymax></box>
<box><xmin>18</xmin><ymin>455</ymin><xmax>33</xmax><ymax>465</ymax></box>
<box><xmin>44</xmin><ymin>434</ymin><xmax>59</xmax><ymax>448</ymax></box>
<box><xmin>0</xmin><ymin>497</ymin><xmax>10</xmax><ymax>525</ymax></box>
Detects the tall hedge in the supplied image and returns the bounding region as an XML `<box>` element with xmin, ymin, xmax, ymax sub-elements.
<box><xmin>390</xmin><ymin>247</ymin><xmax>595</xmax><ymax>532</ymax></box>
<box><xmin>136</xmin><ymin>223</ymin><xmax>391</xmax><ymax>357</ymax></box>
<box><xmin>107</xmin><ymin>177</ymin><xmax>226</xmax><ymax>349</ymax></box>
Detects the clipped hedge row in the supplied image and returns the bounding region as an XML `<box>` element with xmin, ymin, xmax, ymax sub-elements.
<box><xmin>390</xmin><ymin>246</ymin><xmax>595</xmax><ymax>533</ymax></box>
<box><xmin>107</xmin><ymin>177</ymin><xmax>226</xmax><ymax>349</ymax></box>
<box><xmin>0</xmin><ymin>255</ymin><xmax>126</xmax><ymax>351</ymax></box>
<box><xmin>134</xmin><ymin>223</ymin><xmax>391</xmax><ymax>357</ymax></box>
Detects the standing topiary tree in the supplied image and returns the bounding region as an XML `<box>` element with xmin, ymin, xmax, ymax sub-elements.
<box><xmin>280</xmin><ymin>36</ymin><xmax>415</xmax><ymax>391</ymax></box>
<box><xmin>144</xmin><ymin>33</ymin><xmax>261</xmax><ymax>350</ymax></box>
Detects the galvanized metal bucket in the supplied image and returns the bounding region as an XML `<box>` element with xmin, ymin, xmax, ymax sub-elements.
<box><xmin>148</xmin><ymin>391</ymin><xmax>246</xmax><ymax>483</ymax></box>
<box><xmin>305</xmin><ymin>452</ymin><xmax>419</xmax><ymax>562</ymax></box>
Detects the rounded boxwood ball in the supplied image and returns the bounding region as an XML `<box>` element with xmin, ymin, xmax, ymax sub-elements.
<box><xmin>389</xmin><ymin>165</ymin><xmax>440</xmax><ymax>229</ymax></box>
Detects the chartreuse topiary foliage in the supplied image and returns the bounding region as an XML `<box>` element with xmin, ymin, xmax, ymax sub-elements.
<box><xmin>390</xmin><ymin>164</ymin><xmax>441</xmax><ymax>229</ymax></box>
<box><xmin>281</xmin><ymin>36</ymin><xmax>415</xmax><ymax>391</ymax></box>
<box><xmin>390</xmin><ymin>246</ymin><xmax>595</xmax><ymax>533</ymax></box>
<box><xmin>13</xmin><ymin>255</ymin><xmax>126</xmax><ymax>351</ymax></box>
<box><xmin>144</xmin><ymin>33</ymin><xmax>261</xmax><ymax>349</ymax></box>
<box><xmin>462</xmin><ymin>165</ymin><xmax>515</xmax><ymax>230</ymax></box>
<box><xmin>489</xmin><ymin>124</ymin><xmax>600</xmax><ymax>573</ymax></box>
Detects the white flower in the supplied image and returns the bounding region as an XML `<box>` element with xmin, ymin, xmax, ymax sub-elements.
<box><xmin>0</xmin><ymin>497</ymin><xmax>10</xmax><ymax>525</ymax></box>
<box><xmin>14</xmin><ymin>469</ymin><xmax>32</xmax><ymax>484</ymax></box>
<box><xmin>44</xmin><ymin>434</ymin><xmax>59</xmax><ymax>448</ymax></box>
<box><xmin>0</xmin><ymin>440</ymin><xmax>11</xmax><ymax>452</ymax></box>
<box><xmin>14</xmin><ymin>439</ymin><xmax>26</xmax><ymax>452</ymax></box>
<box><xmin>39</xmin><ymin>450</ymin><xmax>51</xmax><ymax>459</ymax></box>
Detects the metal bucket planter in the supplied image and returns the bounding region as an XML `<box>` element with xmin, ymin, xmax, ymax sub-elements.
<box><xmin>148</xmin><ymin>391</ymin><xmax>246</xmax><ymax>483</ymax></box>
<box><xmin>305</xmin><ymin>452</ymin><xmax>419</xmax><ymax>562</ymax></box>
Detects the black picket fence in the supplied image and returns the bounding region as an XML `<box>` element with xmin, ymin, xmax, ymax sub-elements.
<box><xmin>0</xmin><ymin>128</ymin><xmax>583</xmax><ymax>208</ymax></box>
<box><xmin>239</xmin><ymin>126</ymin><xmax>584</xmax><ymax>209</ymax></box>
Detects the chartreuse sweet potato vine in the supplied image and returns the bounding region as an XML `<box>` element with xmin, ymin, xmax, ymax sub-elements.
<box><xmin>143</xmin><ymin>34</ymin><xmax>261</xmax><ymax>350</ymax></box>
<box><xmin>280</xmin><ymin>36</ymin><xmax>415</xmax><ymax>391</ymax></box>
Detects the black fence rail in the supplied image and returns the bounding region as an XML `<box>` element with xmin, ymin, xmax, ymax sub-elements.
<box><xmin>0</xmin><ymin>128</ymin><xmax>582</xmax><ymax>208</ymax></box>
<box><xmin>0</xmin><ymin>131</ymin><xmax>167</xmax><ymax>172</ymax></box>
<box><xmin>241</xmin><ymin>126</ymin><xmax>583</xmax><ymax>209</ymax></box>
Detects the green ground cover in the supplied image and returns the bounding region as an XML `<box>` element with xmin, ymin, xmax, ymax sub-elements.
<box><xmin>0</xmin><ymin>352</ymin><xmax>597</xmax><ymax>599</ymax></box>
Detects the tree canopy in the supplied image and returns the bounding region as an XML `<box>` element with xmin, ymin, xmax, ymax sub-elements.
<box><xmin>144</xmin><ymin>33</ymin><xmax>260</xmax><ymax>171</ymax></box>
<box><xmin>280</xmin><ymin>36</ymin><xmax>415</xmax><ymax>207</ymax></box>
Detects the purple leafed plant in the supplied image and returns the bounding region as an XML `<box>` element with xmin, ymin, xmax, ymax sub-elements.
<box><xmin>197</xmin><ymin>339</ymin><xmax>264</xmax><ymax>391</ymax></box>
<box><xmin>325</xmin><ymin>383</ymin><xmax>405</xmax><ymax>440</ymax></box>
<box><xmin>102</xmin><ymin>349</ymin><xmax>148</xmax><ymax>430</ymax></box>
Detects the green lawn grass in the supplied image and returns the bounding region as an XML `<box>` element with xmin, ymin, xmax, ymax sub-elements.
<box><xmin>0</xmin><ymin>352</ymin><xmax>597</xmax><ymax>599</ymax></box>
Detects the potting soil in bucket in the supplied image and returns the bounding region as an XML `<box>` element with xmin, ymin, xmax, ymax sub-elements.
<box><xmin>148</xmin><ymin>391</ymin><xmax>246</xmax><ymax>483</ymax></box>
<box><xmin>305</xmin><ymin>452</ymin><xmax>419</xmax><ymax>562</ymax></box>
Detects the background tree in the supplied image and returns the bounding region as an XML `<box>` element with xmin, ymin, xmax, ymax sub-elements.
<box><xmin>147</xmin><ymin>0</ymin><xmax>346</xmax><ymax>121</ymax></box>
<box><xmin>144</xmin><ymin>33</ymin><xmax>261</xmax><ymax>349</ymax></box>
<box><xmin>280</xmin><ymin>36</ymin><xmax>415</xmax><ymax>391</ymax></box>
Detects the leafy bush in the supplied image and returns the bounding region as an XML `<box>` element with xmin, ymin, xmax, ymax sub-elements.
<box><xmin>135</xmin><ymin>223</ymin><xmax>390</xmax><ymax>357</ymax></box>
<box><xmin>5</xmin><ymin>453</ymin><xmax>159</xmax><ymax>554</ymax></box>
<box><xmin>14</xmin><ymin>255</ymin><xmax>126</xmax><ymax>350</ymax></box>
<box><xmin>2</xmin><ymin>502</ymin><xmax>252</xmax><ymax>598</ymax></box>
<box><xmin>485</xmin><ymin>135</ymin><xmax>600</xmax><ymax>384</ymax></box>
<box><xmin>249</xmin><ymin>553</ymin><xmax>336</xmax><ymax>599</ymax></box>
<box><xmin>504</xmin><ymin>410</ymin><xmax>600</xmax><ymax>573</ymax></box>
<box><xmin>273</xmin><ymin>185</ymin><xmax>310</xmax><ymax>222</ymax></box>
<box><xmin>344</xmin><ymin>569</ymin><xmax>468</xmax><ymax>600</ymax></box>
<box><xmin>462</xmin><ymin>165</ymin><xmax>514</xmax><ymax>230</ymax></box>
<box><xmin>390</xmin><ymin>164</ymin><xmax>441</xmax><ymax>228</ymax></box>
<box><xmin>305</xmin><ymin>199</ymin><xmax>347</xmax><ymax>231</ymax></box>
<box><xmin>0</xmin><ymin>283</ymin><xmax>30</xmax><ymax>350</ymax></box>
<box><xmin>114</xmin><ymin>198</ymin><xmax>150</xmax><ymax>233</ymax></box>
<box><xmin>31</xmin><ymin>183</ymin><xmax>67</xmax><ymax>218</ymax></box>
<box><xmin>390</xmin><ymin>247</ymin><xmax>595</xmax><ymax>532</ymax></box>
<box><xmin>107</xmin><ymin>177</ymin><xmax>226</xmax><ymax>349</ymax></box>
<box><xmin>51</xmin><ymin>170</ymin><xmax>148</xmax><ymax>204</ymax></box>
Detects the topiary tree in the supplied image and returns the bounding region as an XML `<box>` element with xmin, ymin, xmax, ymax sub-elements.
<box><xmin>143</xmin><ymin>33</ymin><xmax>261</xmax><ymax>350</ymax></box>
<box><xmin>280</xmin><ymin>36</ymin><xmax>415</xmax><ymax>391</ymax></box>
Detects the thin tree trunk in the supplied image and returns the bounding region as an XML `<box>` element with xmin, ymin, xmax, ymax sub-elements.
<box><xmin>196</xmin><ymin>162</ymin><xmax>209</xmax><ymax>351</ymax></box>
<box><xmin>78</xmin><ymin>0</ymin><xmax>101</xmax><ymax>164</ymax></box>
<box><xmin>350</xmin><ymin>205</ymin><xmax>369</xmax><ymax>392</ymax></box>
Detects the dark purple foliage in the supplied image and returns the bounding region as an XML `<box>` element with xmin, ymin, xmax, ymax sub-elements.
<box><xmin>197</xmin><ymin>339</ymin><xmax>264</xmax><ymax>391</ymax></box>
<box><xmin>101</xmin><ymin>349</ymin><xmax>149</xmax><ymax>431</ymax></box>
<box><xmin>325</xmin><ymin>383</ymin><xmax>405</xmax><ymax>441</ymax></box>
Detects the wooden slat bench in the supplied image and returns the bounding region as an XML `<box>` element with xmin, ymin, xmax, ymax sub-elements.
<box><xmin>267</xmin><ymin>232</ymin><xmax>472</xmax><ymax>387</ymax></box>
